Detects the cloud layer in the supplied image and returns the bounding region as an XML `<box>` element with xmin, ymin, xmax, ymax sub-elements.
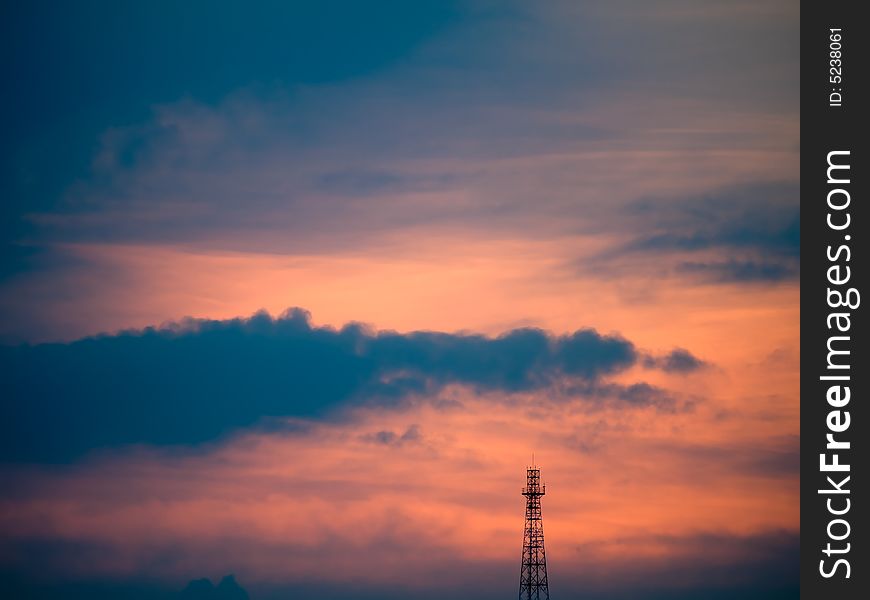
<box><xmin>0</xmin><ymin>390</ymin><xmax>798</xmax><ymax>599</ymax></box>
<box><xmin>1</xmin><ymin>0</ymin><xmax>798</xmax><ymax>343</ymax></box>
<box><xmin>0</xmin><ymin>2</ymin><xmax>798</xmax><ymax>598</ymax></box>
<box><xmin>0</xmin><ymin>308</ymin><xmax>701</xmax><ymax>462</ymax></box>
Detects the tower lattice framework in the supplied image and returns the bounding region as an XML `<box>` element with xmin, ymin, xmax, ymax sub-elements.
<box><xmin>519</xmin><ymin>466</ymin><xmax>549</xmax><ymax>600</ymax></box>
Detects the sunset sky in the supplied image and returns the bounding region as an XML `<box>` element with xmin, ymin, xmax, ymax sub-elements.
<box><xmin>1</xmin><ymin>1</ymin><xmax>799</xmax><ymax>599</ymax></box>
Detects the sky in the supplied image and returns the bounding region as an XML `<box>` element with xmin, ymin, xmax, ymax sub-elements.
<box><xmin>0</xmin><ymin>1</ymin><xmax>799</xmax><ymax>599</ymax></box>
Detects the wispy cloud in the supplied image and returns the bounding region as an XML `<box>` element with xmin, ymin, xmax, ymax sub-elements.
<box><xmin>2</xmin><ymin>1</ymin><xmax>798</xmax><ymax>345</ymax></box>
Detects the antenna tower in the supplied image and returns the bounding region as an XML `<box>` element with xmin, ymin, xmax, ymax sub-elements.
<box><xmin>519</xmin><ymin>464</ymin><xmax>550</xmax><ymax>600</ymax></box>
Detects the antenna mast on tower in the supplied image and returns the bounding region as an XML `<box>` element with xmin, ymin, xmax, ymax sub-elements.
<box><xmin>519</xmin><ymin>464</ymin><xmax>550</xmax><ymax>600</ymax></box>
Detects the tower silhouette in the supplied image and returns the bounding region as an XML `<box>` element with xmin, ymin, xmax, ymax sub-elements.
<box><xmin>519</xmin><ymin>465</ymin><xmax>550</xmax><ymax>600</ymax></box>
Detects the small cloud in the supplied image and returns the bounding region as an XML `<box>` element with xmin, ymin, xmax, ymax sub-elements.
<box><xmin>603</xmin><ymin>382</ymin><xmax>684</xmax><ymax>412</ymax></box>
<box><xmin>644</xmin><ymin>348</ymin><xmax>709</xmax><ymax>374</ymax></box>
<box><xmin>564</xmin><ymin>380</ymin><xmax>690</xmax><ymax>413</ymax></box>
<box><xmin>362</xmin><ymin>425</ymin><xmax>422</xmax><ymax>447</ymax></box>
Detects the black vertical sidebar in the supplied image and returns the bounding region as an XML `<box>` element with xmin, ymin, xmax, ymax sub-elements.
<box><xmin>801</xmin><ymin>1</ymin><xmax>867</xmax><ymax>599</ymax></box>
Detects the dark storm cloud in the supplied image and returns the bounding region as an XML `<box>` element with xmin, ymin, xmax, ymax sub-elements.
<box><xmin>0</xmin><ymin>308</ymin><xmax>700</xmax><ymax>463</ymax></box>
<box><xmin>608</xmin><ymin>181</ymin><xmax>799</xmax><ymax>282</ymax></box>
